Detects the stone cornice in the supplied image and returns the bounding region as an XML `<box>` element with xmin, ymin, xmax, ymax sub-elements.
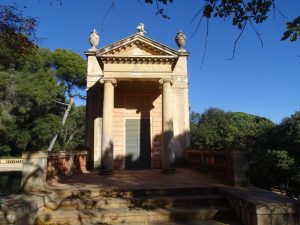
<box><xmin>98</xmin><ymin>55</ymin><xmax>178</xmax><ymax>65</ymax></box>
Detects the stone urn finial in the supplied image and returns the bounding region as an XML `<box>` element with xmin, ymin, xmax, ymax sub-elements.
<box><xmin>89</xmin><ymin>29</ymin><xmax>100</xmax><ymax>50</ymax></box>
<box><xmin>175</xmin><ymin>30</ymin><xmax>187</xmax><ymax>52</ymax></box>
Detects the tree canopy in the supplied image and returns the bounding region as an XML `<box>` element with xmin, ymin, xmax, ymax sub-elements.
<box><xmin>0</xmin><ymin>4</ymin><xmax>38</xmax><ymax>69</ymax></box>
<box><xmin>145</xmin><ymin>0</ymin><xmax>299</xmax><ymax>44</ymax></box>
<box><xmin>0</xmin><ymin>47</ymin><xmax>86</xmax><ymax>156</ymax></box>
<box><xmin>190</xmin><ymin>108</ymin><xmax>300</xmax><ymax>198</ymax></box>
<box><xmin>190</xmin><ymin>107</ymin><xmax>274</xmax><ymax>150</ymax></box>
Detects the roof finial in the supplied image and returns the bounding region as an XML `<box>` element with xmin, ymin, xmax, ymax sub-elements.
<box><xmin>89</xmin><ymin>29</ymin><xmax>100</xmax><ymax>51</ymax></box>
<box><xmin>175</xmin><ymin>30</ymin><xmax>187</xmax><ymax>52</ymax></box>
<box><xmin>136</xmin><ymin>23</ymin><xmax>147</xmax><ymax>36</ymax></box>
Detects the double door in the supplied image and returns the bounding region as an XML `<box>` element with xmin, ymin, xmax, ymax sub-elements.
<box><xmin>125</xmin><ymin>118</ymin><xmax>151</xmax><ymax>169</ymax></box>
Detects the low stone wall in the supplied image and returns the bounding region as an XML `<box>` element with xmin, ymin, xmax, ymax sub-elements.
<box><xmin>0</xmin><ymin>151</ymin><xmax>88</xmax><ymax>224</ymax></box>
<box><xmin>46</xmin><ymin>151</ymin><xmax>88</xmax><ymax>182</ymax></box>
<box><xmin>218</xmin><ymin>186</ymin><xmax>300</xmax><ymax>225</ymax></box>
<box><xmin>184</xmin><ymin>149</ymin><xmax>249</xmax><ymax>186</ymax></box>
<box><xmin>21</xmin><ymin>151</ymin><xmax>87</xmax><ymax>192</ymax></box>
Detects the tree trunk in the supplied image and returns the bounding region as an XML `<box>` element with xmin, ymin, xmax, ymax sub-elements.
<box><xmin>47</xmin><ymin>97</ymin><xmax>74</xmax><ymax>151</ymax></box>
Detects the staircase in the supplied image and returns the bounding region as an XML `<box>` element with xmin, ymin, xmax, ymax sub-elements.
<box><xmin>36</xmin><ymin>186</ymin><xmax>242</xmax><ymax>225</ymax></box>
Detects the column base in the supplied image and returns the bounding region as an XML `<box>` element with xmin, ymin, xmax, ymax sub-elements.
<box><xmin>162</xmin><ymin>168</ymin><xmax>176</xmax><ymax>173</ymax></box>
<box><xmin>99</xmin><ymin>169</ymin><xmax>114</xmax><ymax>175</ymax></box>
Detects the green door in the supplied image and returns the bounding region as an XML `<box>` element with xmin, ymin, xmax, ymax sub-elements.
<box><xmin>125</xmin><ymin>119</ymin><xmax>151</xmax><ymax>169</ymax></box>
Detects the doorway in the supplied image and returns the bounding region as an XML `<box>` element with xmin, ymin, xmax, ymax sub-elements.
<box><xmin>125</xmin><ymin>118</ymin><xmax>151</xmax><ymax>169</ymax></box>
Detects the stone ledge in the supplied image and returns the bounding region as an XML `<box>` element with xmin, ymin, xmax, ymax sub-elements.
<box><xmin>218</xmin><ymin>186</ymin><xmax>300</xmax><ymax>225</ymax></box>
<box><xmin>0</xmin><ymin>191</ymin><xmax>55</xmax><ymax>225</ymax></box>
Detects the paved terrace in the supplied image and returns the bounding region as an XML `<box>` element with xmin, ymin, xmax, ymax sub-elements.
<box><xmin>49</xmin><ymin>168</ymin><xmax>224</xmax><ymax>191</ymax></box>
<box><xmin>1</xmin><ymin>168</ymin><xmax>299</xmax><ymax>225</ymax></box>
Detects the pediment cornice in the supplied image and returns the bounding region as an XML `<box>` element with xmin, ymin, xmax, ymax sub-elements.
<box><xmin>96</xmin><ymin>33</ymin><xmax>179</xmax><ymax>58</ymax></box>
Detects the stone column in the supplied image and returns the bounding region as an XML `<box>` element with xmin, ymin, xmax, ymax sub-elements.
<box><xmin>100</xmin><ymin>78</ymin><xmax>116</xmax><ymax>174</ymax></box>
<box><xmin>159</xmin><ymin>78</ymin><xmax>175</xmax><ymax>172</ymax></box>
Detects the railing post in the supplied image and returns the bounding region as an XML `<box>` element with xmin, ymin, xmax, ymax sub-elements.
<box><xmin>21</xmin><ymin>151</ymin><xmax>48</xmax><ymax>192</ymax></box>
<box><xmin>227</xmin><ymin>150</ymin><xmax>250</xmax><ymax>186</ymax></box>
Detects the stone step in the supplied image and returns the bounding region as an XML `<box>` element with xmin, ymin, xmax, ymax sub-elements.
<box><xmin>103</xmin><ymin>220</ymin><xmax>242</xmax><ymax>225</ymax></box>
<box><xmin>36</xmin><ymin>206</ymin><xmax>236</xmax><ymax>225</ymax></box>
<box><xmin>54</xmin><ymin>186</ymin><xmax>218</xmax><ymax>199</ymax></box>
<box><xmin>46</xmin><ymin>193</ymin><xmax>225</xmax><ymax>210</ymax></box>
<box><xmin>57</xmin><ymin>221</ymin><xmax>242</xmax><ymax>225</ymax></box>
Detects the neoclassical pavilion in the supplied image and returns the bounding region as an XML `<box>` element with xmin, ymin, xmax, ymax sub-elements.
<box><xmin>85</xmin><ymin>26</ymin><xmax>190</xmax><ymax>173</ymax></box>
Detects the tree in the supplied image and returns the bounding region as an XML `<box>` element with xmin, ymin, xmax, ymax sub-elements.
<box><xmin>249</xmin><ymin>149</ymin><xmax>295</xmax><ymax>193</ymax></box>
<box><xmin>0</xmin><ymin>4</ymin><xmax>38</xmax><ymax>69</ymax></box>
<box><xmin>0</xmin><ymin>48</ymin><xmax>63</xmax><ymax>156</ymax></box>
<box><xmin>57</xmin><ymin>106</ymin><xmax>86</xmax><ymax>151</ymax></box>
<box><xmin>47</xmin><ymin>49</ymin><xmax>86</xmax><ymax>151</ymax></box>
<box><xmin>143</xmin><ymin>0</ymin><xmax>299</xmax><ymax>60</ymax></box>
<box><xmin>0</xmin><ymin>47</ymin><xmax>87</xmax><ymax>156</ymax></box>
<box><xmin>278</xmin><ymin>111</ymin><xmax>300</xmax><ymax>164</ymax></box>
<box><xmin>190</xmin><ymin>108</ymin><xmax>273</xmax><ymax>150</ymax></box>
<box><xmin>227</xmin><ymin>111</ymin><xmax>274</xmax><ymax>149</ymax></box>
<box><xmin>0</xmin><ymin>3</ymin><xmax>87</xmax><ymax>154</ymax></box>
<box><xmin>248</xmin><ymin>111</ymin><xmax>300</xmax><ymax>198</ymax></box>
<box><xmin>145</xmin><ymin>0</ymin><xmax>299</xmax><ymax>42</ymax></box>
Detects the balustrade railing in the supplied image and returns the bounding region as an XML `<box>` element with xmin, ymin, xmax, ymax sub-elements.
<box><xmin>46</xmin><ymin>151</ymin><xmax>88</xmax><ymax>182</ymax></box>
<box><xmin>0</xmin><ymin>159</ymin><xmax>23</xmax><ymax>164</ymax></box>
<box><xmin>0</xmin><ymin>158</ymin><xmax>23</xmax><ymax>171</ymax></box>
<box><xmin>184</xmin><ymin>149</ymin><xmax>249</xmax><ymax>186</ymax></box>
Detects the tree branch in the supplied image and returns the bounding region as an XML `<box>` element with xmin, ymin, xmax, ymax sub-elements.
<box><xmin>189</xmin><ymin>15</ymin><xmax>205</xmax><ymax>40</ymax></box>
<box><xmin>100</xmin><ymin>0</ymin><xmax>115</xmax><ymax>32</ymax></box>
<box><xmin>229</xmin><ymin>21</ymin><xmax>248</xmax><ymax>60</ymax></box>
<box><xmin>249</xmin><ymin>19</ymin><xmax>263</xmax><ymax>48</ymax></box>
<box><xmin>201</xmin><ymin>18</ymin><xmax>209</xmax><ymax>69</ymax></box>
<box><xmin>54</xmin><ymin>100</ymin><xmax>69</xmax><ymax>106</ymax></box>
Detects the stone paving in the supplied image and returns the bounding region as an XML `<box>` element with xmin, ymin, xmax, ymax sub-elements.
<box><xmin>48</xmin><ymin>168</ymin><xmax>225</xmax><ymax>191</ymax></box>
<box><xmin>1</xmin><ymin>168</ymin><xmax>299</xmax><ymax>225</ymax></box>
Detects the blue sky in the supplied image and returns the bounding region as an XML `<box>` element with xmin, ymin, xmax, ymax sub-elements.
<box><xmin>5</xmin><ymin>0</ymin><xmax>300</xmax><ymax>123</ymax></box>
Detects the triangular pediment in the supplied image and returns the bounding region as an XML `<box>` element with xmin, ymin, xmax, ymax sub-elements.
<box><xmin>96</xmin><ymin>33</ymin><xmax>179</xmax><ymax>57</ymax></box>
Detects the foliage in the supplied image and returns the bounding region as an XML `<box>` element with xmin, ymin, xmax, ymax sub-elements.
<box><xmin>190</xmin><ymin>108</ymin><xmax>300</xmax><ymax>197</ymax></box>
<box><xmin>144</xmin><ymin>0</ymin><xmax>299</xmax><ymax>58</ymax></box>
<box><xmin>281</xmin><ymin>16</ymin><xmax>300</xmax><ymax>42</ymax></box>
<box><xmin>0</xmin><ymin>171</ymin><xmax>22</xmax><ymax>196</ymax></box>
<box><xmin>57</xmin><ymin>106</ymin><xmax>86</xmax><ymax>151</ymax></box>
<box><xmin>0</xmin><ymin>4</ymin><xmax>38</xmax><ymax>69</ymax></box>
<box><xmin>0</xmin><ymin>47</ymin><xmax>87</xmax><ymax>156</ymax></box>
<box><xmin>0</xmin><ymin>50</ymin><xmax>61</xmax><ymax>156</ymax></box>
<box><xmin>32</xmin><ymin>114</ymin><xmax>61</xmax><ymax>150</ymax></box>
<box><xmin>279</xmin><ymin>111</ymin><xmax>300</xmax><ymax>164</ymax></box>
<box><xmin>46</xmin><ymin>48</ymin><xmax>86</xmax><ymax>152</ymax></box>
<box><xmin>249</xmin><ymin>149</ymin><xmax>298</xmax><ymax>198</ymax></box>
<box><xmin>145</xmin><ymin>0</ymin><xmax>272</xmax><ymax>27</ymax></box>
<box><xmin>190</xmin><ymin>107</ymin><xmax>274</xmax><ymax>150</ymax></box>
<box><xmin>53</xmin><ymin>49</ymin><xmax>87</xmax><ymax>96</ymax></box>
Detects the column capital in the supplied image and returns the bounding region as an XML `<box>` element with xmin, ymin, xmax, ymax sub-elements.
<box><xmin>159</xmin><ymin>78</ymin><xmax>174</xmax><ymax>85</ymax></box>
<box><xmin>100</xmin><ymin>78</ymin><xmax>117</xmax><ymax>85</ymax></box>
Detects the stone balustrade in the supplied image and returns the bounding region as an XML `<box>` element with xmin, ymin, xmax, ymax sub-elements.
<box><xmin>184</xmin><ymin>149</ymin><xmax>249</xmax><ymax>186</ymax></box>
<box><xmin>47</xmin><ymin>151</ymin><xmax>88</xmax><ymax>182</ymax></box>
<box><xmin>0</xmin><ymin>158</ymin><xmax>23</xmax><ymax>172</ymax></box>
<box><xmin>0</xmin><ymin>159</ymin><xmax>23</xmax><ymax>164</ymax></box>
<box><xmin>21</xmin><ymin>151</ymin><xmax>87</xmax><ymax>193</ymax></box>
